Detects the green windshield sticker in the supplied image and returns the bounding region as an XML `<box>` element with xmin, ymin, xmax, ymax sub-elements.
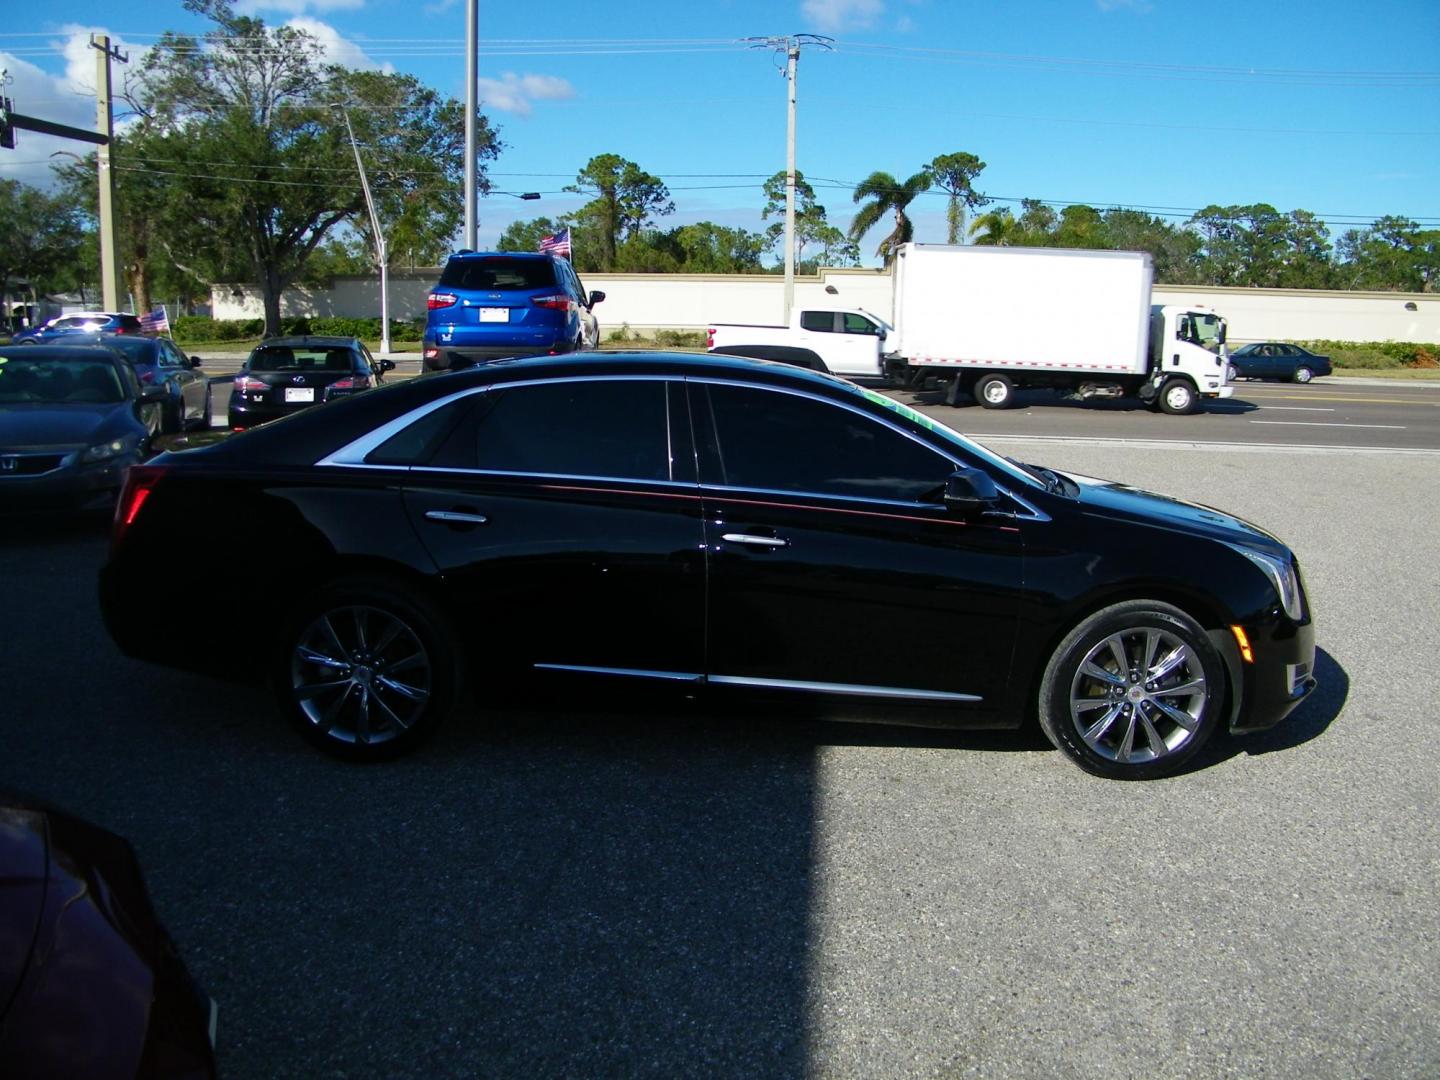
<box><xmin>858</xmin><ymin>386</ymin><xmax>941</xmax><ymax>433</ymax></box>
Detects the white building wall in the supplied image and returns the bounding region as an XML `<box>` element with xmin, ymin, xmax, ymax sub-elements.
<box><xmin>212</xmin><ymin>271</ymin><xmax>1440</xmax><ymax>344</ymax></box>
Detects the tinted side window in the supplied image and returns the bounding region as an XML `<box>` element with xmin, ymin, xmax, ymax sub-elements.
<box><xmin>842</xmin><ymin>313</ymin><xmax>877</xmax><ymax>335</ymax></box>
<box><xmin>799</xmin><ymin>311</ymin><xmax>834</xmax><ymax>333</ymax></box>
<box><xmin>444</xmin><ymin>380</ymin><xmax>671</xmax><ymax>481</ymax></box>
<box><xmin>367</xmin><ymin>398</ymin><xmax>473</xmax><ymax>466</ymax></box>
<box><xmin>701</xmin><ymin>384</ymin><xmax>952</xmax><ymax>502</ymax></box>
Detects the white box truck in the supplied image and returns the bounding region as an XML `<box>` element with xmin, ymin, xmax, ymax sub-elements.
<box><xmin>708</xmin><ymin>244</ymin><xmax>1233</xmax><ymax>414</ymax></box>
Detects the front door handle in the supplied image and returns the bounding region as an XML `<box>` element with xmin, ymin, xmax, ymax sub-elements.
<box><xmin>721</xmin><ymin>533</ymin><xmax>789</xmax><ymax>549</ymax></box>
<box><xmin>425</xmin><ymin>510</ymin><xmax>488</xmax><ymax>525</ymax></box>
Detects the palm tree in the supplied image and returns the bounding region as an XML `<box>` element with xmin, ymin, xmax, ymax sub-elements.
<box><xmin>969</xmin><ymin>208</ymin><xmax>1021</xmax><ymax>246</ymax></box>
<box><xmin>848</xmin><ymin>169</ymin><xmax>932</xmax><ymax>264</ymax></box>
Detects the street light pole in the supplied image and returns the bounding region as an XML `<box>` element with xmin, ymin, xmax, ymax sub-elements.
<box><xmin>337</xmin><ymin>107</ymin><xmax>390</xmax><ymax>355</ymax></box>
<box><xmin>464</xmin><ymin>0</ymin><xmax>478</xmax><ymax>250</ymax></box>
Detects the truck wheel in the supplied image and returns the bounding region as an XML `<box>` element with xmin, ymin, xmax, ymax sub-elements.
<box><xmin>1158</xmin><ymin>377</ymin><xmax>1197</xmax><ymax>415</ymax></box>
<box><xmin>975</xmin><ymin>374</ymin><xmax>1014</xmax><ymax>410</ymax></box>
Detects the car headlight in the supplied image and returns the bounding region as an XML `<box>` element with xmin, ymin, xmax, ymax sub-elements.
<box><xmin>1226</xmin><ymin>543</ymin><xmax>1304</xmax><ymax>621</ymax></box>
<box><xmin>81</xmin><ymin>438</ymin><xmax>128</xmax><ymax>463</ymax></box>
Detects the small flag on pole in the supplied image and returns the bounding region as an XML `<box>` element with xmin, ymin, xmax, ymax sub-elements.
<box><xmin>139</xmin><ymin>306</ymin><xmax>171</xmax><ymax>335</ymax></box>
<box><xmin>538</xmin><ymin>227</ymin><xmax>572</xmax><ymax>260</ymax></box>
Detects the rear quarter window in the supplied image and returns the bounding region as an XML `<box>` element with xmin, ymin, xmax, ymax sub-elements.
<box><xmin>439</xmin><ymin>257</ymin><xmax>556</xmax><ymax>291</ymax></box>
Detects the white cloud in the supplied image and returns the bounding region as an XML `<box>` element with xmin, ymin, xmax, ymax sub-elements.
<box><xmin>801</xmin><ymin>0</ymin><xmax>885</xmax><ymax>32</ymax></box>
<box><xmin>476</xmin><ymin>73</ymin><xmax>576</xmax><ymax>117</ymax></box>
<box><xmin>284</xmin><ymin>17</ymin><xmax>395</xmax><ymax>74</ymax></box>
<box><xmin>236</xmin><ymin>0</ymin><xmax>365</xmax><ymax>16</ymax></box>
<box><xmin>0</xmin><ymin>27</ymin><xmax>148</xmax><ymax>189</ymax></box>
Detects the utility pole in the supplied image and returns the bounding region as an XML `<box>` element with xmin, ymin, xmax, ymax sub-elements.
<box><xmin>337</xmin><ymin>107</ymin><xmax>390</xmax><ymax>355</ymax></box>
<box><xmin>91</xmin><ymin>34</ymin><xmax>127</xmax><ymax>312</ymax></box>
<box><xmin>745</xmin><ymin>34</ymin><xmax>831</xmax><ymax>324</ymax></box>
<box><xmin>464</xmin><ymin>0</ymin><xmax>478</xmax><ymax>250</ymax></box>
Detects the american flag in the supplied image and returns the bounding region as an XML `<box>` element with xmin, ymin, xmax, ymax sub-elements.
<box><xmin>139</xmin><ymin>306</ymin><xmax>170</xmax><ymax>335</ymax></box>
<box><xmin>538</xmin><ymin>227</ymin><xmax>572</xmax><ymax>260</ymax></box>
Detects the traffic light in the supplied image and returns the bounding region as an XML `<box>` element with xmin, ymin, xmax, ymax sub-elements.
<box><xmin>0</xmin><ymin>97</ymin><xmax>15</xmax><ymax>150</ymax></box>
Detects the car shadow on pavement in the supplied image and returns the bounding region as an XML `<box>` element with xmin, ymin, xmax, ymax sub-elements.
<box><xmin>1184</xmin><ymin>646</ymin><xmax>1348</xmax><ymax>773</ymax></box>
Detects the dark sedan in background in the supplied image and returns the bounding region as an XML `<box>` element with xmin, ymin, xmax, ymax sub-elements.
<box><xmin>1230</xmin><ymin>342</ymin><xmax>1332</xmax><ymax>383</ymax></box>
<box><xmin>0</xmin><ymin>345</ymin><xmax>163</xmax><ymax>514</ymax></box>
<box><xmin>228</xmin><ymin>335</ymin><xmax>393</xmax><ymax>429</ymax></box>
<box><xmin>72</xmin><ymin>333</ymin><xmax>211</xmax><ymax>434</ymax></box>
<box><xmin>0</xmin><ymin>792</ymin><xmax>217</xmax><ymax>1078</ymax></box>
<box><xmin>101</xmin><ymin>353</ymin><xmax>1316</xmax><ymax>780</ymax></box>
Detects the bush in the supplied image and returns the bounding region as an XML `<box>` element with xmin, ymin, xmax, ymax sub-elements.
<box><xmin>653</xmin><ymin>329</ymin><xmax>706</xmax><ymax>348</ymax></box>
<box><xmin>1296</xmin><ymin>340</ymin><xmax>1440</xmax><ymax>370</ymax></box>
<box><xmin>174</xmin><ymin>315</ymin><xmax>423</xmax><ymax>344</ymax></box>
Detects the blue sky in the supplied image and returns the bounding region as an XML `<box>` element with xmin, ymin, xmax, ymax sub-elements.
<box><xmin>2</xmin><ymin>0</ymin><xmax>1437</xmax><ymax>264</ymax></box>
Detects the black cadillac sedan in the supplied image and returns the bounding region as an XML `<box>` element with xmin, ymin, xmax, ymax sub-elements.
<box><xmin>228</xmin><ymin>335</ymin><xmax>393</xmax><ymax>429</ymax></box>
<box><xmin>100</xmin><ymin>353</ymin><xmax>1316</xmax><ymax>780</ymax></box>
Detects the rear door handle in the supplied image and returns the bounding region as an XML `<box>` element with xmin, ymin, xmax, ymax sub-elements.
<box><xmin>425</xmin><ymin>510</ymin><xmax>488</xmax><ymax>525</ymax></box>
<box><xmin>721</xmin><ymin>533</ymin><xmax>788</xmax><ymax>549</ymax></box>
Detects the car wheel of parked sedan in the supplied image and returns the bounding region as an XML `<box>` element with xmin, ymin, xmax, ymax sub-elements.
<box><xmin>195</xmin><ymin>386</ymin><xmax>213</xmax><ymax>430</ymax></box>
<box><xmin>164</xmin><ymin>391</ymin><xmax>186</xmax><ymax>434</ymax></box>
<box><xmin>278</xmin><ymin>578</ymin><xmax>458</xmax><ymax>760</ymax></box>
<box><xmin>975</xmin><ymin>373</ymin><xmax>1015</xmax><ymax>409</ymax></box>
<box><xmin>1293</xmin><ymin>366</ymin><xmax>1314</xmax><ymax>384</ymax></box>
<box><xmin>1158</xmin><ymin>377</ymin><xmax>1197</xmax><ymax>415</ymax></box>
<box><xmin>1038</xmin><ymin>600</ymin><xmax>1225</xmax><ymax>780</ymax></box>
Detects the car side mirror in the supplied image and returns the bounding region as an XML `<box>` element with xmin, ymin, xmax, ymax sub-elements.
<box><xmin>943</xmin><ymin>467</ymin><xmax>999</xmax><ymax>514</ymax></box>
<box><xmin>189</xmin><ymin>356</ymin><xmax>203</xmax><ymax>368</ymax></box>
<box><xmin>589</xmin><ymin>290</ymin><xmax>606</xmax><ymax>306</ymax></box>
<box><xmin>381</xmin><ymin>358</ymin><xmax>396</xmax><ymax>371</ymax></box>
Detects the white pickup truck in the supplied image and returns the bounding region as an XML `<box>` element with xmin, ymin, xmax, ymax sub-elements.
<box><xmin>707</xmin><ymin>309</ymin><xmax>890</xmax><ymax>380</ymax></box>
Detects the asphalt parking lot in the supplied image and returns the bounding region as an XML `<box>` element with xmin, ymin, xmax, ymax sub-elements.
<box><xmin>1</xmin><ymin>437</ymin><xmax>1436</xmax><ymax>1078</ymax></box>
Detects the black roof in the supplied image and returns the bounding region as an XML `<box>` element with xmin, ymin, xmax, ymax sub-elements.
<box><xmin>0</xmin><ymin>343</ymin><xmax>127</xmax><ymax>364</ymax></box>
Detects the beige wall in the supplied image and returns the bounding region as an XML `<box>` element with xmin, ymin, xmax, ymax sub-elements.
<box><xmin>212</xmin><ymin>271</ymin><xmax>1440</xmax><ymax>344</ymax></box>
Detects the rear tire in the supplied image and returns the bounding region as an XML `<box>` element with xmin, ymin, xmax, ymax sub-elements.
<box><xmin>1038</xmin><ymin>600</ymin><xmax>1225</xmax><ymax>780</ymax></box>
<box><xmin>276</xmin><ymin>577</ymin><xmax>459</xmax><ymax>761</ymax></box>
<box><xmin>1293</xmin><ymin>366</ymin><xmax>1314</xmax><ymax>384</ymax></box>
<box><xmin>975</xmin><ymin>373</ymin><xmax>1014</xmax><ymax>410</ymax></box>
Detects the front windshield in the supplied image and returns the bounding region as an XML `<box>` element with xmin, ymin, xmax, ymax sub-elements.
<box><xmin>1187</xmin><ymin>313</ymin><xmax>1226</xmax><ymax>354</ymax></box>
<box><xmin>0</xmin><ymin>355</ymin><xmax>124</xmax><ymax>404</ymax></box>
<box><xmin>854</xmin><ymin>386</ymin><xmax>1043</xmax><ymax>489</ymax></box>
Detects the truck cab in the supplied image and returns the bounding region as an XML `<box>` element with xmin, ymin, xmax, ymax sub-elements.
<box><xmin>1149</xmin><ymin>304</ymin><xmax>1232</xmax><ymax>413</ymax></box>
<box><xmin>708</xmin><ymin>309</ymin><xmax>888</xmax><ymax>379</ymax></box>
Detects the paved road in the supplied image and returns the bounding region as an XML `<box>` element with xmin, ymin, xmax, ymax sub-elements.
<box><xmin>1</xmin><ymin>442</ymin><xmax>1435</xmax><ymax>1078</ymax></box>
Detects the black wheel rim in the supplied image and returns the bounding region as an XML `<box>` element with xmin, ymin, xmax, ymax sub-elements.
<box><xmin>290</xmin><ymin>604</ymin><xmax>432</xmax><ymax>746</ymax></box>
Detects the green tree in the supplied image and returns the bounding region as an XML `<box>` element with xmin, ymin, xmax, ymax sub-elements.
<box><xmin>1100</xmin><ymin>209</ymin><xmax>1202</xmax><ymax>283</ymax></box>
<box><xmin>927</xmin><ymin>152</ymin><xmax>989</xmax><ymax>244</ymax></box>
<box><xmin>1337</xmin><ymin>216</ymin><xmax>1438</xmax><ymax>291</ymax></box>
<box><xmin>969</xmin><ymin>207</ymin><xmax>1022</xmax><ymax>246</ymax></box>
<box><xmin>668</xmin><ymin>222</ymin><xmax>767</xmax><ymax>273</ymax></box>
<box><xmin>760</xmin><ymin>170</ymin><xmax>858</xmax><ymax>269</ymax></box>
<box><xmin>0</xmin><ymin>179</ymin><xmax>87</xmax><ymax>319</ymax></box>
<box><xmin>123</xmin><ymin>0</ymin><xmax>491</xmax><ymax>335</ymax></box>
<box><xmin>564</xmin><ymin>154</ymin><xmax>674</xmax><ymax>272</ymax></box>
<box><xmin>848</xmin><ymin>169</ymin><xmax>932</xmax><ymax>264</ymax></box>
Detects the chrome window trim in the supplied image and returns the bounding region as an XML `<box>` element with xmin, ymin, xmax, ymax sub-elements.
<box><xmin>534</xmin><ymin>664</ymin><xmax>703</xmax><ymax>683</ymax></box>
<box><xmin>314</xmin><ymin>372</ymin><xmax>1048</xmax><ymax>522</ymax></box>
<box><xmin>316</xmin><ymin>374</ymin><xmax>681</xmax><ymax>469</ymax></box>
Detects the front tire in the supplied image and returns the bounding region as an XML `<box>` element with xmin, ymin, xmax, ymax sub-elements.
<box><xmin>975</xmin><ymin>373</ymin><xmax>1015</xmax><ymax>410</ymax></box>
<box><xmin>276</xmin><ymin>578</ymin><xmax>459</xmax><ymax>760</ymax></box>
<box><xmin>1158</xmin><ymin>377</ymin><xmax>1197</xmax><ymax>415</ymax></box>
<box><xmin>1037</xmin><ymin>600</ymin><xmax>1225</xmax><ymax>780</ymax></box>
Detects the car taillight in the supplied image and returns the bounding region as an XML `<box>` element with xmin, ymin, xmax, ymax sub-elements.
<box><xmin>139</xmin><ymin>369</ymin><xmax>157</xmax><ymax>384</ymax></box>
<box><xmin>423</xmin><ymin>347</ymin><xmax>439</xmax><ymax>359</ymax></box>
<box><xmin>113</xmin><ymin>465</ymin><xmax>167</xmax><ymax>550</ymax></box>
<box><xmin>428</xmin><ymin>292</ymin><xmax>458</xmax><ymax>310</ymax></box>
<box><xmin>234</xmin><ymin>374</ymin><xmax>268</xmax><ymax>394</ymax></box>
<box><xmin>324</xmin><ymin>376</ymin><xmax>370</xmax><ymax>400</ymax></box>
<box><xmin>532</xmin><ymin>294</ymin><xmax>575</xmax><ymax>312</ymax></box>
<box><xmin>706</xmin><ymin>328</ymin><xmax>715</xmax><ymax>349</ymax></box>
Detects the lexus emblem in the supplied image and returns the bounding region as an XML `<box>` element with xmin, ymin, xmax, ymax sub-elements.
<box><xmin>0</xmin><ymin>456</ymin><xmax>16</xmax><ymax>472</ymax></box>
<box><xmin>292</xmin><ymin>375</ymin><xmax>306</xmax><ymax>384</ymax></box>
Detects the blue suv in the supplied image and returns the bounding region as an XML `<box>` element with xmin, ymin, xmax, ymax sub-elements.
<box><xmin>423</xmin><ymin>251</ymin><xmax>605</xmax><ymax>372</ymax></box>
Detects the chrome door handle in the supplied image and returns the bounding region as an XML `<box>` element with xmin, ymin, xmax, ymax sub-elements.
<box><xmin>721</xmin><ymin>533</ymin><xmax>788</xmax><ymax>549</ymax></box>
<box><xmin>425</xmin><ymin>510</ymin><xmax>488</xmax><ymax>525</ymax></box>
